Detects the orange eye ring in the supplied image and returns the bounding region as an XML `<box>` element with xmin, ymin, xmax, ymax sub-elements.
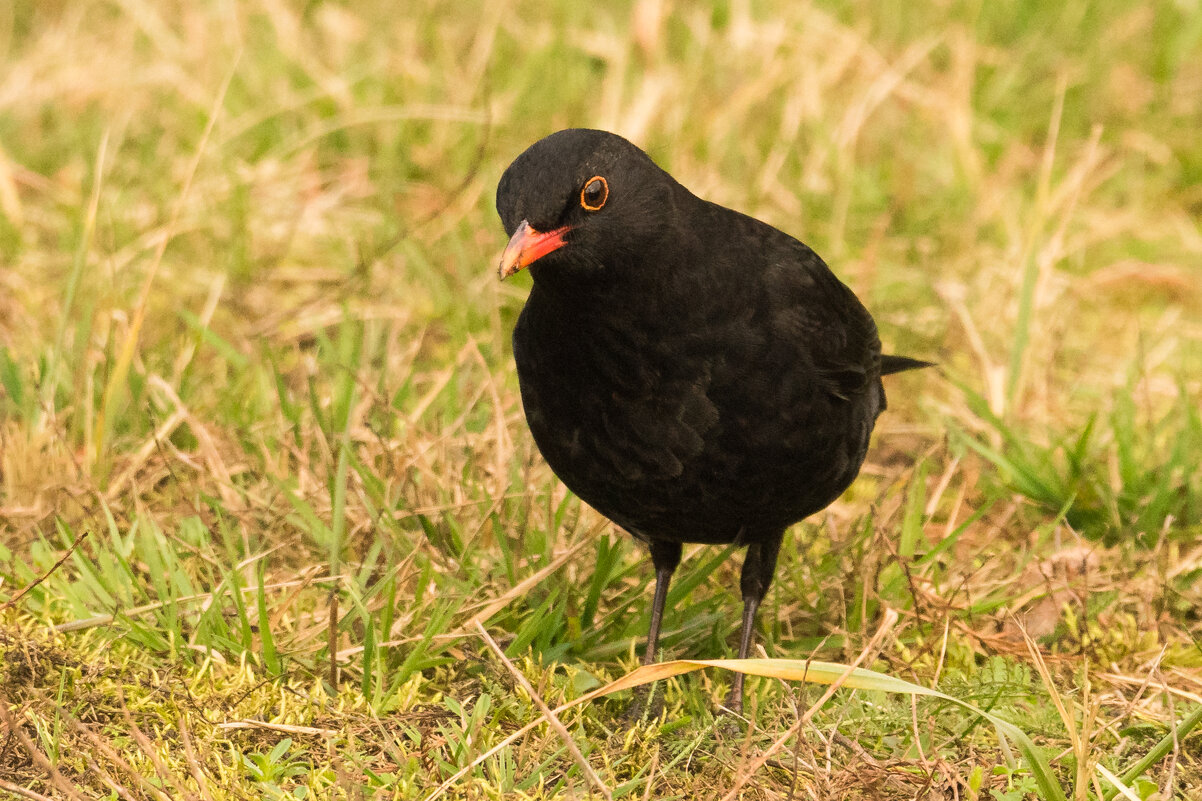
<box><xmin>580</xmin><ymin>176</ymin><xmax>608</xmax><ymax>211</ymax></box>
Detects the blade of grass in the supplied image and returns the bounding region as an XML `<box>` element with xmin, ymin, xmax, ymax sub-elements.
<box><xmin>45</xmin><ymin>130</ymin><xmax>108</xmax><ymax>416</ymax></box>
<box><xmin>475</xmin><ymin>621</ymin><xmax>612</xmax><ymax>801</ymax></box>
<box><xmin>92</xmin><ymin>54</ymin><xmax>241</xmax><ymax>471</ymax></box>
<box><xmin>423</xmin><ymin>651</ymin><xmax>1069</xmax><ymax>801</ymax></box>
<box><xmin>1102</xmin><ymin>703</ymin><xmax>1202</xmax><ymax>801</ymax></box>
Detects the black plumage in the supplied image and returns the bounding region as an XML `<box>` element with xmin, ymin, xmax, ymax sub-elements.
<box><xmin>496</xmin><ymin>129</ymin><xmax>929</xmax><ymax>714</ymax></box>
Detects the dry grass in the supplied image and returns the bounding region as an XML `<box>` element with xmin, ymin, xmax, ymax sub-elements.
<box><xmin>1</xmin><ymin>0</ymin><xmax>1200</xmax><ymax>798</ymax></box>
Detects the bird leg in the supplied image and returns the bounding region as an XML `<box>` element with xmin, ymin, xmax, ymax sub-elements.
<box><xmin>642</xmin><ymin>539</ymin><xmax>682</xmax><ymax>665</ymax></box>
<box><xmin>643</xmin><ymin>565</ymin><xmax>674</xmax><ymax>667</ymax></box>
<box><xmin>626</xmin><ymin>539</ymin><xmax>681</xmax><ymax>721</ymax></box>
<box><xmin>724</xmin><ymin>529</ymin><xmax>784</xmax><ymax>716</ymax></box>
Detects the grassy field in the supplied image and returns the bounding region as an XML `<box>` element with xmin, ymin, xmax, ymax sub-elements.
<box><xmin>1</xmin><ymin>0</ymin><xmax>1200</xmax><ymax>798</ymax></box>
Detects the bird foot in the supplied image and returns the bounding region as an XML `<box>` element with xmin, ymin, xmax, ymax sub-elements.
<box><xmin>714</xmin><ymin>691</ymin><xmax>747</xmax><ymax>730</ymax></box>
<box><xmin>622</xmin><ymin>684</ymin><xmax>665</xmax><ymax>725</ymax></box>
<box><xmin>713</xmin><ymin>712</ymin><xmax>745</xmax><ymax>739</ymax></box>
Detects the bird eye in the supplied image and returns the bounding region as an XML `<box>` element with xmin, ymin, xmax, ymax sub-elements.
<box><xmin>580</xmin><ymin>176</ymin><xmax>608</xmax><ymax>211</ymax></box>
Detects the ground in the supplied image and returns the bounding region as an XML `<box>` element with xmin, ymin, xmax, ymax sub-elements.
<box><xmin>0</xmin><ymin>1</ymin><xmax>1200</xmax><ymax>799</ymax></box>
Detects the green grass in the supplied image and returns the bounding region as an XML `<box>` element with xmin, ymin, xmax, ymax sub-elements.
<box><xmin>1</xmin><ymin>0</ymin><xmax>1200</xmax><ymax>798</ymax></box>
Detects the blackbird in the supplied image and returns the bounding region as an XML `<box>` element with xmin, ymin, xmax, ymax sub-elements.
<box><xmin>496</xmin><ymin>129</ymin><xmax>929</xmax><ymax>714</ymax></box>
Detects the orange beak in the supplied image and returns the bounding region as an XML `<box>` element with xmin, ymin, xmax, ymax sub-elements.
<box><xmin>498</xmin><ymin>220</ymin><xmax>570</xmax><ymax>279</ymax></box>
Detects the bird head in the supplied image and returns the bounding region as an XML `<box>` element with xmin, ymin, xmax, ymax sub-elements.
<box><xmin>495</xmin><ymin>129</ymin><xmax>679</xmax><ymax>289</ymax></box>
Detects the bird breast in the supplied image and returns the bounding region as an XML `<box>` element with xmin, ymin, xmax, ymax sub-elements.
<box><xmin>512</xmin><ymin>290</ymin><xmax>875</xmax><ymax>543</ymax></box>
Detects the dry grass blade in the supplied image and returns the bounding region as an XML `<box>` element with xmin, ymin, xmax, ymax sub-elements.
<box><xmin>119</xmin><ymin>689</ymin><xmax>201</xmax><ymax>801</ymax></box>
<box><xmin>1103</xmin><ymin>704</ymin><xmax>1202</xmax><ymax>801</ymax></box>
<box><xmin>1096</xmin><ymin>763</ymin><xmax>1142</xmax><ymax>801</ymax></box>
<box><xmin>52</xmin><ymin>575</ymin><xmax>341</xmax><ymax>633</ymax></box>
<box><xmin>64</xmin><ymin>710</ymin><xmax>175</xmax><ymax>801</ymax></box>
<box><xmin>178</xmin><ymin>716</ymin><xmax>215</xmax><ymax>801</ymax></box>
<box><xmin>474</xmin><ymin>621</ymin><xmax>613</xmax><ymax>801</ymax></box>
<box><xmin>425</xmin><ymin>615</ymin><xmax>1068</xmax><ymax>801</ymax></box>
<box><xmin>453</xmin><ymin>525</ymin><xmax>603</xmax><ymax>633</ymax></box>
<box><xmin>104</xmin><ymin>404</ymin><xmax>189</xmax><ymax>501</ymax></box>
<box><xmin>0</xmin><ymin>692</ymin><xmax>91</xmax><ymax>801</ymax></box>
<box><xmin>1021</xmin><ymin>624</ymin><xmax>1086</xmax><ymax>791</ymax></box>
<box><xmin>0</xmin><ymin>779</ymin><xmax>57</xmax><ymax>801</ymax></box>
<box><xmin>719</xmin><ymin>607</ymin><xmax>899</xmax><ymax>801</ymax></box>
<box><xmin>216</xmin><ymin>720</ymin><xmax>340</xmax><ymax>736</ymax></box>
<box><xmin>1097</xmin><ymin>672</ymin><xmax>1202</xmax><ymax>706</ymax></box>
<box><xmin>341</xmin><ymin>526</ymin><xmax>602</xmax><ymax>661</ymax></box>
<box><xmin>93</xmin><ymin>52</ymin><xmax>241</xmax><ymax>466</ymax></box>
<box><xmin>0</xmin><ymin>530</ymin><xmax>89</xmax><ymax>612</ymax></box>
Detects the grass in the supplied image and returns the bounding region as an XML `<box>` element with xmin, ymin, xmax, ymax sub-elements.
<box><xmin>1</xmin><ymin>0</ymin><xmax>1200</xmax><ymax>798</ymax></box>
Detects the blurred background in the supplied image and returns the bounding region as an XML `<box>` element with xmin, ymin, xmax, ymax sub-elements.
<box><xmin>0</xmin><ymin>1</ymin><xmax>1199</xmax><ymax>798</ymax></box>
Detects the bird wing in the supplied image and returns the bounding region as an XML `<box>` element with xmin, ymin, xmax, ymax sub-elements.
<box><xmin>758</xmin><ymin>241</ymin><xmax>883</xmax><ymax>404</ymax></box>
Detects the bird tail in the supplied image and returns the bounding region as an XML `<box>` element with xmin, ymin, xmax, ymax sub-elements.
<box><xmin>880</xmin><ymin>354</ymin><xmax>934</xmax><ymax>375</ymax></box>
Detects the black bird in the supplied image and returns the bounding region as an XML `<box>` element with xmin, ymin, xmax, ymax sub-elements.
<box><xmin>496</xmin><ymin>129</ymin><xmax>929</xmax><ymax>714</ymax></box>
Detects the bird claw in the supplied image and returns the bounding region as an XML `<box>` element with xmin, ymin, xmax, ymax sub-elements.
<box><xmin>713</xmin><ymin>711</ymin><xmax>745</xmax><ymax>738</ymax></box>
<box><xmin>622</xmin><ymin>684</ymin><xmax>665</xmax><ymax>725</ymax></box>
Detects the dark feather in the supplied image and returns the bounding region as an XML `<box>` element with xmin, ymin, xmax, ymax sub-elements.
<box><xmin>496</xmin><ymin>129</ymin><xmax>931</xmax><ymax>715</ymax></box>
